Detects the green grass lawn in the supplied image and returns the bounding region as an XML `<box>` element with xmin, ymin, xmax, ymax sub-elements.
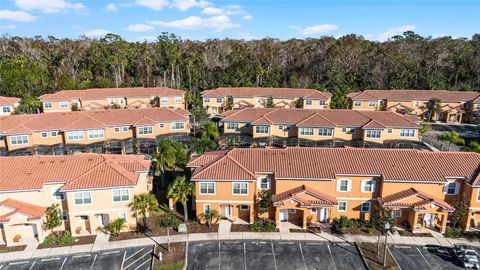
<box><xmin>154</xmin><ymin>260</ymin><xmax>184</xmax><ymax>270</ymax></box>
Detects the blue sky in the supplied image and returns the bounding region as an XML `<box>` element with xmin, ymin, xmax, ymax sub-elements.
<box><xmin>0</xmin><ymin>0</ymin><xmax>479</xmax><ymax>41</ymax></box>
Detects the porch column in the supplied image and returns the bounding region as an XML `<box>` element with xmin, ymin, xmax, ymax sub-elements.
<box><xmin>464</xmin><ymin>211</ymin><xmax>472</xmax><ymax>231</ymax></box>
<box><xmin>302</xmin><ymin>209</ymin><xmax>308</xmax><ymax>230</ymax></box>
<box><xmin>35</xmin><ymin>221</ymin><xmax>45</xmax><ymax>243</ymax></box>
<box><xmin>412</xmin><ymin>212</ymin><xmax>419</xmax><ymax>233</ymax></box>
<box><xmin>440</xmin><ymin>213</ymin><xmax>448</xmax><ymax>233</ymax></box>
<box><xmin>249</xmin><ymin>206</ymin><xmax>255</xmax><ymax>224</ymax></box>
<box><xmin>275</xmin><ymin>208</ymin><xmax>280</xmax><ymax>228</ymax></box>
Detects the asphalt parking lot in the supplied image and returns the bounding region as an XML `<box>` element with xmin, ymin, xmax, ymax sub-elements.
<box><xmin>0</xmin><ymin>245</ymin><xmax>154</xmax><ymax>270</ymax></box>
<box><xmin>187</xmin><ymin>240</ymin><xmax>367</xmax><ymax>270</ymax></box>
<box><xmin>389</xmin><ymin>245</ymin><xmax>474</xmax><ymax>270</ymax></box>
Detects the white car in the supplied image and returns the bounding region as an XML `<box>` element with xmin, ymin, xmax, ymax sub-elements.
<box><xmin>453</xmin><ymin>244</ymin><xmax>480</xmax><ymax>269</ymax></box>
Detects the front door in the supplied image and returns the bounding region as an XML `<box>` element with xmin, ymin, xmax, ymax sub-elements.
<box><xmin>99</xmin><ymin>214</ymin><xmax>109</xmax><ymax>227</ymax></box>
<box><xmin>32</xmin><ymin>223</ymin><xmax>38</xmax><ymax>237</ymax></box>
<box><xmin>317</xmin><ymin>208</ymin><xmax>327</xmax><ymax>222</ymax></box>
<box><xmin>221</xmin><ymin>205</ymin><xmax>231</xmax><ymax>219</ymax></box>
<box><xmin>280</xmin><ymin>210</ymin><xmax>288</xmax><ymax>222</ymax></box>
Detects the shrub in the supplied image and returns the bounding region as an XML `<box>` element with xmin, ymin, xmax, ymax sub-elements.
<box><xmin>105</xmin><ymin>218</ymin><xmax>126</xmax><ymax>236</ymax></box>
<box><xmin>445</xmin><ymin>227</ymin><xmax>464</xmax><ymax>238</ymax></box>
<box><xmin>41</xmin><ymin>230</ymin><xmax>74</xmax><ymax>247</ymax></box>
<box><xmin>250</xmin><ymin>219</ymin><xmax>276</xmax><ymax>232</ymax></box>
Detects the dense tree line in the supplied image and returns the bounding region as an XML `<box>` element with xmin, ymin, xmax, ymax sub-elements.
<box><xmin>0</xmin><ymin>31</ymin><xmax>479</xmax><ymax>108</ymax></box>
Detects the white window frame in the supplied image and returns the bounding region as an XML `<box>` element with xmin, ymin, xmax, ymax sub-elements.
<box><xmin>255</xmin><ymin>125</ymin><xmax>269</xmax><ymax>134</ymax></box>
<box><xmin>159</xmin><ymin>123</ymin><xmax>165</xmax><ymax>129</ymax></box>
<box><xmin>204</xmin><ymin>97</ymin><xmax>210</xmax><ymax>103</ymax></box>
<box><xmin>60</xmin><ymin>102</ymin><xmax>69</xmax><ymax>108</ymax></box>
<box><xmin>161</xmin><ymin>97</ymin><xmax>168</xmax><ymax>104</ymax></box>
<box><xmin>227</xmin><ymin>122</ymin><xmax>239</xmax><ymax>131</ymax></box>
<box><xmin>51</xmin><ymin>131</ymin><xmax>58</xmax><ymax>137</ymax></box>
<box><xmin>414</xmin><ymin>101</ymin><xmax>420</xmax><ymax>107</ymax></box>
<box><xmin>67</xmin><ymin>131</ymin><xmax>84</xmax><ymax>141</ymax></box>
<box><xmin>400</xmin><ymin>129</ymin><xmax>415</xmax><ymax>138</ymax></box>
<box><xmin>73</xmin><ymin>192</ymin><xmax>92</xmax><ymax>205</ymax></box>
<box><xmin>203</xmin><ymin>204</ymin><xmax>211</xmax><ymax>214</ymax></box>
<box><xmin>41</xmin><ymin>132</ymin><xmax>48</xmax><ymax>138</ymax></box>
<box><xmin>258</xmin><ymin>177</ymin><xmax>270</xmax><ymax>190</ymax></box>
<box><xmin>393</xmin><ymin>210</ymin><xmax>402</xmax><ymax>217</ymax></box>
<box><xmin>305</xmin><ymin>99</ymin><xmax>313</xmax><ymax>106</ymax></box>
<box><xmin>2</xmin><ymin>106</ymin><xmax>11</xmax><ymax>113</ymax></box>
<box><xmin>319</xmin><ymin>100</ymin><xmax>326</xmax><ymax>106</ymax></box>
<box><xmin>122</xmin><ymin>126</ymin><xmax>129</xmax><ymax>132</ymax></box>
<box><xmin>445</xmin><ymin>182</ymin><xmax>459</xmax><ymax>195</ymax></box>
<box><xmin>232</xmin><ymin>182</ymin><xmax>248</xmax><ymax>196</ymax></box>
<box><xmin>108</xmin><ymin>98</ymin><xmax>115</xmax><ymax>105</ymax></box>
<box><xmin>476</xmin><ymin>104</ymin><xmax>480</xmax><ymax>110</ymax></box>
<box><xmin>62</xmin><ymin>210</ymin><xmax>68</xmax><ymax>221</ymax></box>
<box><xmin>337</xmin><ymin>179</ymin><xmax>351</xmax><ymax>192</ymax></box>
<box><xmin>240</xmin><ymin>205</ymin><xmax>249</xmax><ymax>211</ymax></box>
<box><xmin>44</xmin><ymin>102</ymin><xmax>52</xmax><ymax>109</ymax></box>
<box><xmin>368</xmin><ymin>100</ymin><xmax>376</xmax><ymax>107</ymax></box>
<box><xmin>112</xmin><ymin>189</ymin><xmax>130</xmax><ymax>203</ymax></box>
<box><xmin>341</xmin><ymin>127</ymin><xmax>355</xmax><ymax>133</ymax></box>
<box><xmin>361</xmin><ymin>179</ymin><xmax>376</xmax><ymax>193</ymax></box>
<box><xmin>354</xmin><ymin>100</ymin><xmax>361</xmax><ymax>107</ymax></box>
<box><xmin>51</xmin><ymin>187</ymin><xmax>65</xmax><ymax>201</ymax></box>
<box><xmin>172</xmin><ymin>122</ymin><xmax>185</xmax><ymax>130</ymax></box>
<box><xmin>114</xmin><ymin>127</ymin><xmax>121</xmax><ymax>133</ymax></box>
<box><xmin>318</xmin><ymin>128</ymin><xmax>333</xmax><ymax>137</ymax></box>
<box><xmin>477</xmin><ymin>189</ymin><xmax>480</xmax><ymax>202</ymax></box>
<box><xmin>199</xmin><ymin>182</ymin><xmax>215</xmax><ymax>195</ymax></box>
<box><xmin>338</xmin><ymin>201</ymin><xmax>347</xmax><ymax>212</ymax></box>
<box><xmin>174</xmin><ymin>96</ymin><xmax>182</xmax><ymax>103</ymax></box>
<box><xmin>138</xmin><ymin>126</ymin><xmax>153</xmax><ymax>135</ymax></box>
<box><xmin>310</xmin><ymin>207</ymin><xmax>317</xmax><ymax>214</ymax></box>
<box><xmin>88</xmin><ymin>129</ymin><xmax>105</xmax><ymax>139</ymax></box>
<box><xmin>387</xmin><ymin>128</ymin><xmax>393</xmax><ymax>134</ymax></box>
<box><xmin>361</xmin><ymin>202</ymin><xmax>371</xmax><ymax>213</ymax></box>
<box><xmin>216</xmin><ymin>97</ymin><xmax>223</xmax><ymax>103</ymax></box>
<box><xmin>366</xmin><ymin>130</ymin><xmax>382</xmax><ymax>139</ymax></box>
<box><xmin>300</xmin><ymin>127</ymin><xmax>314</xmax><ymax>136</ymax></box>
<box><xmin>119</xmin><ymin>212</ymin><xmax>127</xmax><ymax>222</ymax></box>
<box><xmin>119</xmin><ymin>98</ymin><xmax>125</xmax><ymax>104</ymax></box>
<box><xmin>10</xmin><ymin>135</ymin><xmax>29</xmax><ymax>145</ymax></box>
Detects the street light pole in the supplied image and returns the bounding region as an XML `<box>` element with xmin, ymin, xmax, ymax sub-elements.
<box><xmin>383</xmin><ymin>223</ymin><xmax>390</xmax><ymax>267</ymax></box>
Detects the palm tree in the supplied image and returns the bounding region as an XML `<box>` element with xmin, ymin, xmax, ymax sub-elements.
<box><xmin>128</xmin><ymin>193</ymin><xmax>160</xmax><ymax>231</ymax></box>
<box><xmin>200</xmin><ymin>209</ymin><xmax>220</xmax><ymax>228</ymax></box>
<box><xmin>167</xmin><ymin>176</ymin><xmax>194</xmax><ymax>222</ymax></box>
<box><xmin>200</xmin><ymin>122</ymin><xmax>219</xmax><ymax>141</ymax></box>
<box><xmin>152</xmin><ymin>138</ymin><xmax>176</xmax><ymax>188</ymax></box>
<box><xmin>438</xmin><ymin>131</ymin><xmax>465</xmax><ymax>151</ymax></box>
<box><xmin>13</xmin><ymin>95</ymin><xmax>41</xmax><ymax>114</ymax></box>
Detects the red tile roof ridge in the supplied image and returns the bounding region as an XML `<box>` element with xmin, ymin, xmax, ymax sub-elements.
<box><xmin>63</xmin><ymin>114</ymin><xmax>106</xmax><ymax>130</ymax></box>
<box><xmin>0</xmin><ymin>198</ymin><xmax>46</xmax><ymax>221</ymax></box>
<box><xmin>0</xmin><ymin>96</ymin><xmax>21</xmax><ymax>106</ymax></box>
<box><xmin>297</xmin><ymin>112</ymin><xmax>337</xmax><ymax>126</ymax></box>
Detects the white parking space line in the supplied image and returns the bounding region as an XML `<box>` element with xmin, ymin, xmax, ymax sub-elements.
<box><xmin>28</xmin><ymin>261</ymin><xmax>36</xmax><ymax>270</ymax></box>
<box><xmin>243</xmin><ymin>242</ymin><xmax>247</xmax><ymax>270</ymax></box>
<box><xmin>120</xmin><ymin>250</ymin><xmax>127</xmax><ymax>270</ymax></box>
<box><xmin>59</xmin><ymin>257</ymin><xmax>67</xmax><ymax>270</ymax></box>
<box><xmin>0</xmin><ymin>265</ymin><xmax>3</xmax><ymax>270</ymax></box>
<box><xmin>416</xmin><ymin>247</ymin><xmax>432</xmax><ymax>268</ymax></box>
<box><xmin>72</xmin><ymin>254</ymin><xmax>91</xmax><ymax>259</ymax></box>
<box><xmin>8</xmin><ymin>261</ymin><xmax>29</xmax><ymax>265</ymax></box>
<box><xmin>299</xmin><ymin>243</ymin><xmax>307</xmax><ymax>270</ymax></box>
<box><xmin>327</xmin><ymin>244</ymin><xmax>338</xmax><ymax>270</ymax></box>
<box><xmin>132</xmin><ymin>259</ymin><xmax>150</xmax><ymax>270</ymax></box>
<box><xmin>218</xmin><ymin>242</ymin><xmax>221</xmax><ymax>270</ymax></box>
<box><xmin>90</xmin><ymin>254</ymin><xmax>97</xmax><ymax>270</ymax></box>
<box><xmin>41</xmin><ymin>257</ymin><xmax>61</xmax><ymax>261</ymax></box>
<box><xmin>124</xmin><ymin>251</ymin><xmax>151</xmax><ymax>269</ymax></box>
<box><xmin>102</xmin><ymin>251</ymin><xmax>121</xmax><ymax>255</ymax></box>
<box><xmin>271</xmin><ymin>242</ymin><xmax>277</xmax><ymax>270</ymax></box>
<box><xmin>125</xmin><ymin>248</ymin><xmax>144</xmax><ymax>261</ymax></box>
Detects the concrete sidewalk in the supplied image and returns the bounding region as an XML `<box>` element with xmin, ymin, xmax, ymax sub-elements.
<box><xmin>1</xmin><ymin>229</ymin><xmax>479</xmax><ymax>262</ymax></box>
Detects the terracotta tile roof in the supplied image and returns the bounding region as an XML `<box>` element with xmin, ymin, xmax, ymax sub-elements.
<box><xmin>348</xmin><ymin>90</ymin><xmax>480</xmax><ymax>102</ymax></box>
<box><xmin>202</xmin><ymin>87</ymin><xmax>332</xmax><ymax>99</ymax></box>
<box><xmin>221</xmin><ymin>108</ymin><xmax>419</xmax><ymax>128</ymax></box>
<box><xmin>0</xmin><ymin>96</ymin><xmax>20</xmax><ymax>107</ymax></box>
<box><xmin>272</xmin><ymin>185</ymin><xmax>337</xmax><ymax>206</ymax></box>
<box><xmin>0</xmin><ymin>199</ymin><xmax>46</xmax><ymax>221</ymax></box>
<box><xmin>187</xmin><ymin>150</ymin><xmax>229</xmax><ymax>168</ymax></box>
<box><xmin>189</xmin><ymin>148</ymin><xmax>480</xmax><ymax>184</ymax></box>
<box><xmin>190</xmin><ymin>155</ymin><xmax>257</xmax><ymax>181</ymax></box>
<box><xmin>362</xmin><ymin>120</ymin><xmax>386</xmax><ymax>129</ymax></box>
<box><xmin>40</xmin><ymin>87</ymin><xmax>184</xmax><ymax>101</ymax></box>
<box><xmin>0</xmin><ymin>154</ymin><xmax>150</xmax><ymax>192</ymax></box>
<box><xmin>386</xmin><ymin>103</ymin><xmax>415</xmax><ymax>112</ymax></box>
<box><xmin>0</xmin><ymin>108</ymin><xmax>189</xmax><ymax>134</ymax></box>
<box><xmin>378</xmin><ymin>188</ymin><xmax>454</xmax><ymax>211</ymax></box>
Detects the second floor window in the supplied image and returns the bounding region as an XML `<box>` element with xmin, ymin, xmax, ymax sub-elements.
<box><xmin>174</xmin><ymin>97</ymin><xmax>182</xmax><ymax>103</ymax></box>
<box><xmin>361</xmin><ymin>202</ymin><xmax>371</xmax><ymax>213</ymax></box>
<box><xmin>354</xmin><ymin>101</ymin><xmax>361</xmax><ymax>107</ymax></box>
<box><xmin>258</xmin><ymin>177</ymin><xmax>270</xmax><ymax>190</ymax></box>
<box><xmin>44</xmin><ymin>102</ymin><xmax>52</xmax><ymax>108</ymax></box>
<box><xmin>319</xmin><ymin>100</ymin><xmax>326</xmax><ymax>106</ymax></box>
<box><xmin>10</xmin><ymin>135</ymin><xmax>29</xmax><ymax>145</ymax></box>
<box><xmin>227</xmin><ymin>122</ymin><xmax>239</xmax><ymax>131</ymax></box>
<box><xmin>300</xmin><ymin>127</ymin><xmax>314</xmax><ymax>136</ymax></box>
<box><xmin>41</xmin><ymin>132</ymin><xmax>48</xmax><ymax>138</ymax></box>
<box><xmin>366</xmin><ymin>130</ymin><xmax>381</xmax><ymax>138</ymax></box>
<box><xmin>60</xmin><ymin>102</ymin><xmax>69</xmax><ymax>108</ymax></box>
<box><xmin>216</xmin><ymin>97</ymin><xmax>223</xmax><ymax>103</ymax></box>
<box><xmin>172</xmin><ymin>122</ymin><xmax>185</xmax><ymax>130</ymax></box>
<box><xmin>161</xmin><ymin>97</ymin><xmax>168</xmax><ymax>103</ymax></box>
<box><xmin>318</xmin><ymin>128</ymin><xmax>333</xmax><ymax>136</ymax></box>
<box><xmin>337</xmin><ymin>179</ymin><xmax>351</xmax><ymax>192</ymax></box>
<box><xmin>361</xmin><ymin>179</ymin><xmax>376</xmax><ymax>192</ymax></box>
<box><xmin>204</xmin><ymin>97</ymin><xmax>210</xmax><ymax>103</ymax></box>
<box><xmin>400</xmin><ymin>129</ymin><xmax>415</xmax><ymax>137</ymax></box>
<box><xmin>445</xmin><ymin>182</ymin><xmax>458</xmax><ymax>195</ymax></box>
<box><xmin>113</xmin><ymin>189</ymin><xmax>130</xmax><ymax>202</ymax></box>
<box><xmin>255</xmin><ymin>125</ymin><xmax>269</xmax><ymax>134</ymax></box>
<box><xmin>74</xmin><ymin>192</ymin><xmax>92</xmax><ymax>205</ymax></box>
<box><xmin>232</xmin><ymin>182</ymin><xmax>248</xmax><ymax>195</ymax></box>
<box><xmin>368</xmin><ymin>101</ymin><xmax>376</xmax><ymax>107</ymax></box>
<box><xmin>3</xmin><ymin>107</ymin><xmax>11</xmax><ymax>113</ymax></box>
<box><xmin>51</xmin><ymin>187</ymin><xmax>64</xmax><ymax>200</ymax></box>
<box><xmin>305</xmin><ymin>100</ymin><xmax>313</xmax><ymax>106</ymax></box>
<box><xmin>138</xmin><ymin>126</ymin><xmax>153</xmax><ymax>135</ymax></box>
<box><xmin>200</xmin><ymin>182</ymin><xmax>215</xmax><ymax>194</ymax></box>
<box><xmin>88</xmin><ymin>129</ymin><xmax>105</xmax><ymax>139</ymax></box>
<box><xmin>67</xmin><ymin>131</ymin><xmax>84</xmax><ymax>141</ymax></box>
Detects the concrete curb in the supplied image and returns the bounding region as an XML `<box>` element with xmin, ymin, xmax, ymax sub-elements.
<box><xmin>354</xmin><ymin>242</ymin><xmax>371</xmax><ymax>270</ymax></box>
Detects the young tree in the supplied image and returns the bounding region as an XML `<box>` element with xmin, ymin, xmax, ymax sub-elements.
<box><xmin>295</xmin><ymin>98</ymin><xmax>304</xmax><ymax>108</ymax></box>
<box><xmin>258</xmin><ymin>190</ymin><xmax>273</xmax><ymax>219</ymax></box>
<box><xmin>451</xmin><ymin>198</ymin><xmax>469</xmax><ymax>228</ymax></box>
<box><xmin>43</xmin><ymin>203</ymin><xmax>62</xmax><ymax>236</ymax></box>
<box><xmin>105</xmin><ymin>218</ymin><xmax>126</xmax><ymax>236</ymax></box>
<box><xmin>223</xmin><ymin>96</ymin><xmax>234</xmax><ymax>111</ymax></box>
<box><xmin>159</xmin><ymin>206</ymin><xmax>180</xmax><ymax>252</ymax></box>
<box><xmin>167</xmin><ymin>176</ymin><xmax>194</xmax><ymax>222</ymax></box>
<box><xmin>153</xmin><ymin>138</ymin><xmax>177</xmax><ymax>188</ymax></box>
<box><xmin>128</xmin><ymin>193</ymin><xmax>160</xmax><ymax>231</ymax></box>
<box><xmin>200</xmin><ymin>209</ymin><xmax>220</xmax><ymax>228</ymax></box>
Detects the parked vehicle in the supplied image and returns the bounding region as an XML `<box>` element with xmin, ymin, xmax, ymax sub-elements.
<box><xmin>453</xmin><ymin>244</ymin><xmax>480</xmax><ymax>269</ymax></box>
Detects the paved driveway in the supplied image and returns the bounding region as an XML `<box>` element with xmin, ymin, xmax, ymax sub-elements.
<box><xmin>187</xmin><ymin>240</ymin><xmax>367</xmax><ymax>270</ymax></box>
<box><xmin>390</xmin><ymin>245</ymin><xmax>473</xmax><ymax>270</ymax></box>
<box><xmin>0</xmin><ymin>245</ymin><xmax>154</xmax><ymax>270</ymax></box>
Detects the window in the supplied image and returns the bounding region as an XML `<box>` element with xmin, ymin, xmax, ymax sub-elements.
<box><xmin>79</xmin><ymin>216</ymin><xmax>89</xmax><ymax>221</ymax></box>
<box><xmin>138</xmin><ymin>126</ymin><xmax>153</xmax><ymax>135</ymax></box>
<box><xmin>337</xmin><ymin>179</ymin><xmax>351</xmax><ymax>192</ymax></box>
<box><xmin>114</xmin><ymin>127</ymin><xmax>121</xmax><ymax>133</ymax></box>
<box><xmin>258</xmin><ymin>177</ymin><xmax>270</xmax><ymax>190</ymax></box>
<box><xmin>368</xmin><ymin>101</ymin><xmax>376</xmax><ymax>107</ymax></box>
<box><xmin>311</xmin><ymin>208</ymin><xmax>317</xmax><ymax>214</ymax></box>
<box><xmin>199</xmin><ymin>182</ymin><xmax>215</xmax><ymax>194</ymax></box>
<box><xmin>41</xmin><ymin>132</ymin><xmax>48</xmax><ymax>138</ymax></box>
<box><xmin>67</xmin><ymin>131</ymin><xmax>84</xmax><ymax>141</ymax></box>
<box><xmin>113</xmin><ymin>189</ymin><xmax>130</xmax><ymax>202</ymax></box>
<box><xmin>161</xmin><ymin>97</ymin><xmax>168</xmax><ymax>104</ymax></box>
<box><xmin>10</xmin><ymin>135</ymin><xmax>29</xmax><ymax>145</ymax></box>
<box><xmin>51</xmin><ymin>131</ymin><xmax>58</xmax><ymax>137</ymax></box>
<box><xmin>300</xmin><ymin>127</ymin><xmax>314</xmax><ymax>136</ymax></box>
<box><xmin>342</xmin><ymin>127</ymin><xmax>355</xmax><ymax>133</ymax></box>
<box><xmin>172</xmin><ymin>122</ymin><xmax>185</xmax><ymax>130</ymax></box>
<box><xmin>319</xmin><ymin>100</ymin><xmax>326</xmax><ymax>106</ymax></box>
<box><xmin>108</xmin><ymin>98</ymin><xmax>115</xmax><ymax>105</ymax></box>
<box><xmin>338</xmin><ymin>201</ymin><xmax>347</xmax><ymax>212</ymax></box>
<box><xmin>255</xmin><ymin>125</ymin><xmax>269</xmax><ymax>134</ymax></box>
<box><xmin>476</xmin><ymin>104</ymin><xmax>480</xmax><ymax>110</ymax></box>
<box><xmin>240</xmin><ymin>205</ymin><xmax>249</xmax><ymax>211</ymax></box>
<box><xmin>44</xmin><ymin>102</ymin><xmax>52</xmax><ymax>109</ymax></box>
<box><xmin>232</xmin><ymin>182</ymin><xmax>248</xmax><ymax>195</ymax></box>
<box><xmin>361</xmin><ymin>202</ymin><xmax>371</xmax><ymax>213</ymax></box>
<box><xmin>119</xmin><ymin>98</ymin><xmax>125</xmax><ymax>104</ymax></box>
<box><xmin>88</xmin><ymin>129</ymin><xmax>105</xmax><ymax>139</ymax></box>
<box><xmin>74</xmin><ymin>192</ymin><xmax>92</xmax><ymax>205</ymax></box>
<box><xmin>159</xmin><ymin>123</ymin><xmax>165</xmax><ymax>129</ymax></box>
<box><xmin>122</xmin><ymin>126</ymin><xmax>129</xmax><ymax>132</ymax></box>
<box><xmin>227</xmin><ymin>122</ymin><xmax>239</xmax><ymax>131</ymax></box>
<box><xmin>60</xmin><ymin>102</ymin><xmax>68</xmax><ymax>108</ymax></box>
<box><xmin>318</xmin><ymin>128</ymin><xmax>333</xmax><ymax>136</ymax></box>
<box><xmin>393</xmin><ymin>210</ymin><xmax>402</xmax><ymax>217</ymax></box>
<box><xmin>387</xmin><ymin>128</ymin><xmax>393</xmax><ymax>134</ymax></box>
<box><xmin>216</xmin><ymin>97</ymin><xmax>223</xmax><ymax>103</ymax></box>
<box><xmin>414</xmin><ymin>101</ymin><xmax>420</xmax><ymax>107</ymax></box>
<box><xmin>445</xmin><ymin>182</ymin><xmax>458</xmax><ymax>195</ymax></box>
<box><xmin>62</xmin><ymin>211</ymin><xmax>68</xmax><ymax>221</ymax></box>
<box><xmin>305</xmin><ymin>99</ymin><xmax>313</xmax><ymax>106</ymax></box>
<box><xmin>119</xmin><ymin>212</ymin><xmax>127</xmax><ymax>222</ymax></box>
<box><xmin>354</xmin><ymin>101</ymin><xmax>361</xmax><ymax>107</ymax></box>
<box><xmin>51</xmin><ymin>187</ymin><xmax>65</xmax><ymax>200</ymax></box>
<box><xmin>477</xmin><ymin>189</ymin><xmax>480</xmax><ymax>202</ymax></box>
<box><xmin>366</xmin><ymin>130</ymin><xmax>381</xmax><ymax>138</ymax></box>
<box><xmin>203</xmin><ymin>204</ymin><xmax>211</xmax><ymax>214</ymax></box>
<box><xmin>379</xmin><ymin>100</ymin><xmax>385</xmax><ymax>106</ymax></box>
<box><xmin>289</xmin><ymin>209</ymin><xmax>296</xmax><ymax>213</ymax></box>
<box><xmin>361</xmin><ymin>179</ymin><xmax>376</xmax><ymax>193</ymax></box>
<box><xmin>204</xmin><ymin>97</ymin><xmax>210</xmax><ymax>103</ymax></box>
<box><xmin>2</xmin><ymin>107</ymin><xmax>11</xmax><ymax>113</ymax></box>
<box><xmin>400</xmin><ymin>129</ymin><xmax>415</xmax><ymax>138</ymax></box>
<box><xmin>279</xmin><ymin>125</ymin><xmax>291</xmax><ymax>131</ymax></box>
<box><xmin>174</xmin><ymin>97</ymin><xmax>182</xmax><ymax>103</ymax></box>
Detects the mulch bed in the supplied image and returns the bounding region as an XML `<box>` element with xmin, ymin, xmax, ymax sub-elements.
<box><xmin>397</xmin><ymin>230</ymin><xmax>433</xmax><ymax>237</ymax></box>
<box><xmin>154</xmin><ymin>242</ymin><xmax>185</xmax><ymax>269</ymax></box>
<box><xmin>290</xmin><ymin>227</ymin><xmax>322</xmax><ymax>233</ymax></box>
<box><xmin>357</xmin><ymin>242</ymin><xmax>399</xmax><ymax>270</ymax></box>
<box><xmin>231</xmin><ymin>224</ymin><xmax>251</xmax><ymax>232</ymax></box>
<box><xmin>336</xmin><ymin>227</ymin><xmax>381</xmax><ymax>236</ymax></box>
<box><xmin>0</xmin><ymin>245</ymin><xmax>26</xmax><ymax>253</ymax></box>
<box><xmin>38</xmin><ymin>235</ymin><xmax>96</xmax><ymax>249</ymax></box>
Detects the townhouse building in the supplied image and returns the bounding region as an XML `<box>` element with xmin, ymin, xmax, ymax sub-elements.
<box><xmin>347</xmin><ymin>90</ymin><xmax>480</xmax><ymax>123</ymax></box>
<box><xmin>0</xmin><ymin>154</ymin><xmax>152</xmax><ymax>246</ymax></box>
<box><xmin>39</xmin><ymin>87</ymin><xmax>185</xmax><ymax>113</ymax></box>
<box><xmin>0</xmin><ymin>96</ymin><xmax>20</xmax><ymax>116</ymax></box>
<box><xmin>187</xmin><ymin>148</ymin><xmax>480</xmax><ymax>233</ymax></box>
<box><xmin>202</xmin><ymin>87</ymin><xmax>332</xmax><ymax>115</ymax></box>
<box><xmin>0</xmin><ymin>107</ymin><xmax>190</xmax><ymax>155</ymax></box>
<box><xmin>220</xmin><ymin>108</ymin><xmax>420</xmax><ymax>146</ymax></box>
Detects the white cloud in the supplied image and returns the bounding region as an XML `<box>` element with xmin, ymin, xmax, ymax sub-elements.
<box><xmin>135</xmin><ymin>0</ymin><xmax>169</xmax><ymax>10</ymax></box>
<box><xmin>14</xmin><ymin>0</ymin><xmax>85</xmax><ymax>14</ymax></box>
<box><xmin>148</xmin><ymin>15</ymin><xmax>239</xmax><ymax>32</ymax></box>
<box><xmin>0</xmin><ymin>24</ymin><xmax>17</xmax><ymax>29</ymax></box>
<box><xmin>242</xmin><ymin>15</ymin><xmax>252</xmax><ymax>21</ymax></box>
<box><xmin>126</xmin><ymin>24</ymin><xmax>155</xmax><ymax>32</ymax></box>
<box><xmin>0</xmin><ymin>9</ymin><xmax>36</xmax><ymax>22</ymax></box>
<box><xmin>83</xmin><ymin>29</ymin><xmax>111</xmax><ymax>37</ymax></box>
<box><xmin>172</xmin><ymin>0</ymin><xmax>209</xmax><ymax>11</ymax></box>
<box><xmin>105</xmin><ymin>3</ymin><xmax>118</xmax><ymax>11</ymax></box>
<box><xmin>237</xmin><ymin>32</ymin><xmax>256</xmax><ymax>40</ymax></box>
<box><xmin>138</xmin><ymin>36</ymin><xmax>158</xmax><ymax>42</ymax></box>
<box><xmin>201</xmin><ymin>5</ymin><xmax>241</xmax><ymax>15</ymax></box>
<box><xmin>365</xmin><ymin>25</ymin><xmax>416</xmax><ymax>41</ymax></box>
<box><xmin>291</xmin><ymin>24</ymin><xmax>338</xmax><ymax>35</ymax></box>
